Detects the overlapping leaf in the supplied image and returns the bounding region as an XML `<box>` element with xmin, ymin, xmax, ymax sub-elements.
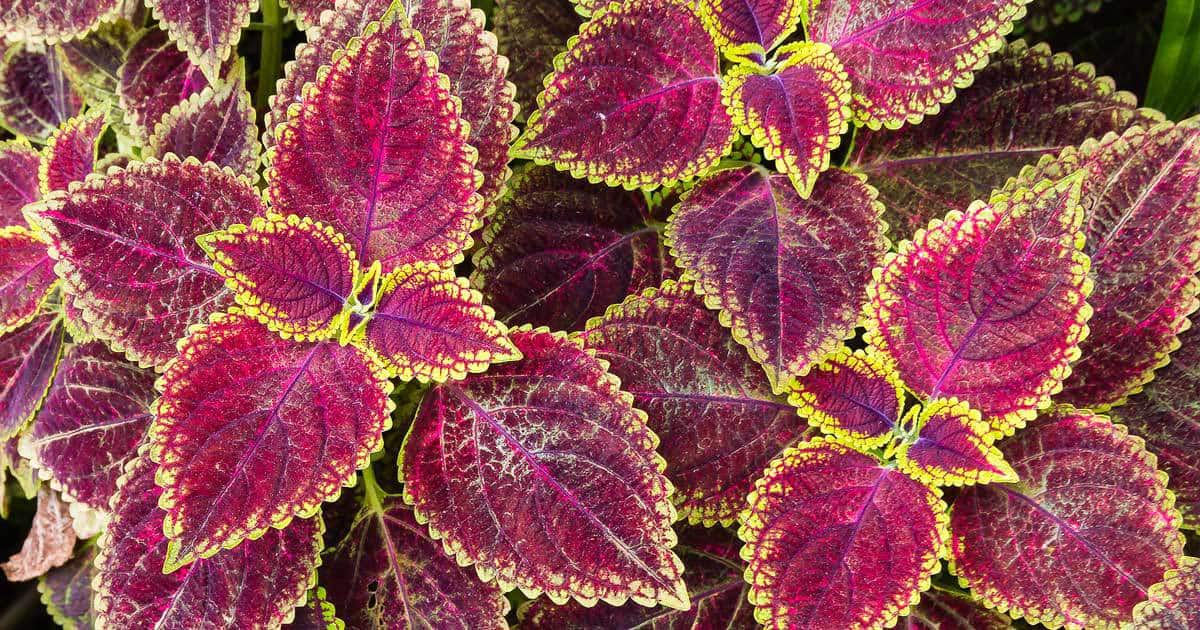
<box><xmin>0</xmin><ymin>312</ymin><xmax>63</xmax><ymax>440</ymax></box>
<box><xmin>118</xmin><ymin>28</ymin><xmax>215</xmax><ymax>140</ymax></box>
<box><xmin>903</xmin><ymin>588</ymin><xmax>1012</xmax><ymax>629</ymax></box>
<box><xmin>283</xmin><ymin>0</ymin><xmax>339</xmax><ymax>27</ymax></box>
<box><xmin>0</xmin><ymin>0</ymin><xmax>121</xmax><ymax>44</ymax></box>
<box><xmin>789</xmin><ymin>346</ymin><xmax>905</xmax><ymax>450</ymax></box>
<box><xmin>288</xmin><ymin>587</ymin><xmax>343</xmax><ymax>630</ymax></box>
<box><xmin>56</xmin><ymin>20</ymin><xmax>136</xmax><ymax>120</ymax></box>
<box><xmin>582</xmin><ymin>281</ymin><xmax>807</xmax><ymax>526</ymax></box>
<box><xmin>150</xmin><ymin>311</ymin><xmax>392</xmax><ymax>570</ymax></box>
<box><xmin>866</xmin><ymin>176</ymin><xmax>1091</xmax><ymax>433</ymax></box>
<box><xmin>0</xmin><ymin>43</ymin><xmax>82</xmax><ymax>140</ymax></box>
<box><xmin>739</xmin><ymin>438</ymin><xmax>948</xmax><ymax>629</ymax></box>
<box><xmin>1</xmin><ymin>487</ymin><xmax>75</xmax><ymax>581</ymax></box>
<box><xmin>698</xmin><ymin>0</ymin><xmax>804</xmax><ymax>53</ymax></box>
<box><xmin>0</xmin><ymin>226</ymin><xmax>56</xmax><ymax>336</ymax></box>
<box><xmin>493</xmin><ymin>0</ymin><xmax>581</xmax><ymax>118</ymax></box>
<box><xmin>1131</xmin><ymin>556</ymin><xmax>1200</xmax><ymax>628</ymax></box>
<box><xmin>39</xmin><ymin>111</ymin><xmax>104</xmax><ymax>194</ymax></box>
<box><xmin>147</xmin><ymin>64</ymin><xmax>259</xmax><ymax>178</ymax></box>
<box><xmin>401</xmin><ymin>328</ymin><xmax>688</xmax><ymax>609</ymax></box>
<box><xmin>512</xmin><ymin>0</ymin><xmax>735</xmax><ymax>189</ymax></box>
<box><xmin>472</xmin><ymin>166</ymin><xmax>672</xmax><ymax>331</ymax></box>
<box><xmin>0</xmin><ymin>139</ymin><xmax>40</xmax><ymax>225</ymax></box>
<box><xmin>38</xmin><ymin>545</ymin><xmax>95</xmax><ymax>630</ymax></box>
<box><xmin>668</xmin><ymin>164</ymin><xmax>886</xmax><ymax>393</ymax></box>
<box><xmin>949</xmin><ymin>408</ymin><xmax>1185</xmax><ymax>628</ymax></box>
<box><xmin>145</xmin><ymin>0</ymin><xmax>256</xmax><ymax>80</ymax></box>
<box><xmin>94</xmin><ymin>451</ymin><xmax>322</xmax><ymax>628</ymax></box>
<box><xmin>805</xmin><ymin>0</ymin><xmax>1028</xmax><ymax>129</ymax></box>
<box><xmin>896</xmin><ymin>398</ymin><xmax>1016</xmax><ymax>487</ymax></box>
<box><xmin>1022</xmin><ymin>0</ymin><xmax>1108</xmax><ymax>30</ymax></box>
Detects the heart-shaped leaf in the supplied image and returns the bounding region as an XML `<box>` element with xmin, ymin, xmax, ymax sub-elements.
<box><xmin>903</xmin><ymin>588</ymin><xmax>1012</xmax><ymax>629</ymax></box>
<box><xmin>698</xmin><ymin>0</ymin><xmax>805</xmax><ymax>54</ymax></box>
<box><xmin>145</xmin><ymin>0</ymin><xmax>256</xmax><ymax>80</ymax></box>
<box><xmin>788</xmin><ymin>346</ymin><xmax>904</xmax><ymax>450</ymax></box>
<box><xmin>0</xmin><ymin>312</ymin><xmax>64</xmax><ymax>440</ymax></box>
<box><xmin>39</xmin><ymin>111</ymin><xmax>104</xmax><ymax>194</ymax></box>
<box><xmin>1131</xmin><ymin>556</ymin><xmax>1200</xmax><ymax>628</ymax></box>
<box><xmin>27</xmin><ymin>156</ymin><xmax>262</xmax><ymax>369</ymax></box>
<box><xmin>582</xmin><ymin>281</ymin><xmax>807</xmax><ymax>526</ymax></box>
<box><xmin>150</xmin><ymin>311</ymin><xmax>392</xmax><ymax>570</ymax></box>
<box><xmin>0</xmin><ymin>139</ymin><xmax>40</xmax><ymax>226</ymax></box>
<box><xmin>896</xmin><ymin>398</ymin><xmax>1016</xmax><ymax>487</ymax></box>
<box><xmin>866</xmin><ymin>176</ymin><xmax>1091</xmax><ymax>433</ymax></box>
<box><xmin>0</xmin><ymin>226</ymin><xmax>56</xmax><ymax>336</ymax></box>
<box><xmin>512</xmin><ymin>0</ymin><xmax>735</xmax><ymax>189</ymax></box>
<box><xmin>667</xmin><ymin>164</ymin><xmax>887</xmax><ymax>393</ymax></box>
<box><xmin>0</xmin><ymin>0</ymin><xmax>121</xmax><ymax>44</ymax></box>
<box><xmin>1</xmin><ymin>487</ymin><xmax>76</xmax><ymax>581</ymax></box>
<box><xmin>740</xmin><ymin>438</ymin><xmax>948</xmax><ymax>629</ymax></box>
<box><xmin>0</xmin><ymin>43</ymin><xmax>82</xmax><ymax>140</ymax></box>
<box><xmin>493</xmin><ymin>0</ymin><xmax>582</xmax><ymax>119</ymax></box>
<box><xmin>400</xmin><ymin>327</ymin><xmax>688</xmax><ymax>609</ymax></box>
<box><xmin>118</xmin><ymin>28</ymin><xmax>215</xmax><ymax>141</ymax></box>
<box><xmin>147</xmin><ymin>63</ymin><xmax>259</xmax><ymax>178</ymax></box>
<box><xmin>949</xmin><ymin>408</ymin><xmax>1185</xmax><ymax>628</ymax></box>
<box><xmin>38</xmin><ymin>545</ymin><xmax>95</xmax><ymax>630</ymax></box>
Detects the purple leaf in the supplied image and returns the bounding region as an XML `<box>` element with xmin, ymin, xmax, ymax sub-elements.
<box><xmin>0</xmin><ymin>43</ymin><xmax>82</xmax><ymax>140</ymax></box>
<box><xmin>903</xmin><ymin>588</ymin><xmax>1012</xmax><ymax>629</ymax></box>
<box><xmin>267</xmin><ymin>3</ymin><xmax>482</xmax><ymax>271</ymax></box>
<box><xmin>401</xmin><ymin>328</ymin><xmax>689</xmax><ymax>609</ymax></box>
<box><xmin>471</xmin><ymin>165</ymin><xmax>672</xmax><ymax>331</ymax></box>
<box><xmin>896</xmin><ymin>398</ymin><xmax>1017</xmax><ymax>487</ymax></box>
<box><xmin>0</xmin><ymin>313</ymin><xmax>64</xmax><ymax>440</ymax></box>
<box><xmin>56</xmin><ymin>20</ymin><xmax>137</xmax><ymax>111</ymax></box>
<box><xmin>865</xmin><ymin>176</ymin><xmax>1091</xmax><ymax>433</ymax></box>
<box><xmin>0</xmin><ymin>226</ymin><xmax>56</xmax><ymax>336</ymax></box>
<box><xmin>806</xmin><ymin>0</ymin><xmax>1028</xmax><ymax>129</ymax></box>
<box><xmin>118</xmin><ymin>28</ymin><xmax>215</xmax><ymax>141</ymax></box>
<box><xmin>740</xmin><ymin>438</ymin><xmax>948</xmax><ymax>629</ymax></box>
<box><xmin>698</xmin><ymin>0</ymin><xmax>805</xmax><ymax>53</ymax></box>
<box><xmin>145</xmin><ymin>0</ymin><xmax>256</xmax><ymax>80</ymax></box>
<box><xmin>788</xmin><ymin>346</ymin><xmax>904</xmax><ymax>450</ymax></box>
<box><xmin>0</xmin><ymin>139</ymin><xmax>41</xmax><ymax>225</ymax></box>
<box><xmin>149</xmin><ymin>312</ymin><xmax>392</xmax><ymax>570</ymax></box>
<box><xmin>147</xmin><ymin>63</ymin><xmax>259</xmax><ymax>178</ymax></box>
<box><xmin>1131</xmin><ymin>556</ymin><xmax>1200</xmax><ymax>628</ymax></box>
<box><xmin>94</xmin><ymin>451</ymin><xmax>323</xmax><ymax>628</ymax></box>
<box><xmin>493</xmin><ymin>0</ymin><xmax>582</xmax><ymax>119</ymax></box>
<box><xmin>511</xmin><ymin>0</ymin><xmax>735</xmax><ymax>189</ymax></box>
<box><xmin>0</xmin><ymin>0</ymin><xmax>121</xmax><ymax>45</ymax></box>
<box><xmin>667</xmin><ymin>165</ymin><xmax>887</xmax><ymax>393</ymax></box>
<box><xmin>26</xmin><ymin>156</ymin><xmax>262</xmax><ymax>369</ymax></box>
<box><xmin>949</xmin><ymin>408</ymin><xmax>1185</xmax><ymax>628</ymax></box>
<box><xmin>283</xmin><ymin>0</ymin><xmax>339</xmax><ymax>27</ymax></box>
<box><xmin>582</xmin><ymin>281</ymin><xmax>807</xmax><ymax>526</ymax></box>
<box><xmin>38</xmin><ymin>545</ymin><xmax>96</xmax><ymax>630</ymax></box>
<box><xmin>39</xmin><ymin>111</ymin><xmax>105</xmax><ymax>194</ymax></box>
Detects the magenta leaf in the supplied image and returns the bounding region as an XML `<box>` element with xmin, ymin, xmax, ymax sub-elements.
<box><xmin>147</xmin><ymin>63</ymin><xmax>259</xmax><ymax>178</ymax></box>
<box><xmin>0</xmin><ymin>312</ymin><xmax>63</xmax><ymax>440</ymax></box>
<box><xmin>849</xmin><ymin>41</ymin><xmax>1161</xmax><ymax>242</ymax></box>
<box><xmin>145</xmin><ymin>0</ymin><xmax>256</xmax><ymax>80</ymax></box>
<box><xmin>949</xmin><ymin>408</ymin><xmax>1185</xmax><ymax>628</ymax></box>
<box><xmin>582</xmin><ymin>281</ymin><xmax>807</xmax><ymax>526</ymax></box>
<box><xmin>0</xmin><ymin>0</ymin><xmax>120</xmax><ymax>44</ymax></box>
<box><xmin>267</xmin><ymin>3</ymin><xmax>482</xmax><ymax>271</ymax></box>
<box><xmin>282</xmin><ymin>0</ymin><xmax>339</xmax><ymax>27</ymax></box>
<box><xmin>698</xmin><ymin>0</ymin><xmax>805</xmax><ymax>53</ymax></box>
<box><xmin>724</xmin><ymin>43</ymin><xmax>852</xmax><ymax>196</ymax></box>
<box><xmin>472</xmin><ymin>165</ymin><xmax>672</xmax><ymax>331</ymax></box>
<box><xmin>0</xmin><ymin>226</ymin><xmax>56</xmax><ymax>336</ymax></box>
<box><xmin>788</xmin><ymin>346</ymin><xmax>904</xmax><ymax>450</ymax></box>
<box><xmin>118</xmin><ymin>28</ymin><xmax>215</xmax><ymax>141</ymax></box>
<box><xmin>667</xmin><ymin>164</ymin><xmax>887</xmax><ymax>393</ymax></box>
<box><xmin>806</xmin><ymin>0</ymin><xmax>1027</xmax><ymax>129</ymax></box>
<box><xmin>39</xmin><ymin>111</ymin><xmax>105</xmax><ymax>194</ymax></box>
<box><xmin>1131</xmin><ymin>557</ymin><xmax>1200</xmax><ymax>628</ymax></box>
<box><xmin>904</xmin><ymin>588</ymin><xmax>1012</xmax><ymax>629</ymax></box>
<box><xmin>26</xmin><ymin>156</ymin><xmax>262</xmax><ymax>369</ymax></box>
<box><xmin>320</xmin><ymin>492</ymin><xmax>509</xmax><ymax>629</ymax></box>
<box><xmin>740</xmin><ymin>438</ymin><xmax>948</xmax><ymax>629</ymax></box>
<box><xmin>896</xmin><ymin>398</ymin><xmax>1017</xmax><ymax>487</ymax></box>
<box><xmin>511</xmin><ymin>0</ymin><xmax>735</xmax><ymax>189</ymax></box>
<box><xmin>94</xmin><ymin>451</ymin><xmax>323</xmax><ymax>628</ymax></box>
<box><xmin>0</xmin><ymin>43</ymin><xmax>82</xmax><ymax>140</ymax></box>
<box><xmin>38</xmin><ymin>545</ymin><xmax>96</xmax><ymax>630</ymax></box>
<box><xmin>19</xmin><ymin>341</ymin><xmax>155</xmax><ymax>514</ymax></box>
<box><xmin>149</xmin><ymin>312</ymin><xmax>391</xmax><ymax>570</ymax></box>
<box><xmin>493</xmin><ymin>0</ymin><xmax>582</xmax><ymax>119</ymax></box>
<box><xmin>0</xmin><ymin>139</ymin><xmax>40</xmax><ymax>226</ymax></box>
<box><xmin>865</xmin><ymin>176</ymin><xmax>1091</xmax><ymax>433</ymax></box>
<box><xmin>401</xmin><ymin>327</ymin><xmax>689</xmax><ymax>609</ymax></box>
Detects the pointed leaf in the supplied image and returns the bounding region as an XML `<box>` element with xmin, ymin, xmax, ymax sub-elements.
<box><xmin>849</xmin><ymin>41</ymin><xmax>1159</xmax><ymax>241</ymax></box>
<box><xmin>147</xmin><ymin>66</ymin><xmax>259</xmax><ymax>178</ymax></box>
<box><xmin>401</xmin><ymin>328</ymin><xmax>689</xmax><ymax>609</ymax></box>
<box><xmin>150</xmin><ymin>311</ymin><xmax>392</xmax><ymax>569</ymax></box>
<box><xmin>0</xmin><ymin>43</ymin><xmax>82</xmax><ymax>140</ymax></box>
<box><xmin>1</xmin><ymin>487</ymin><xmax>76</xmax><ymax>581</ymax></box>
<box><xmin>806</xmin><ymin>0</ymin><xmax>1028</xmax><ymax>129</ymax></box>
<box><xmin>27</xmin><ymin>156</ymin><xmax>263</xmax><ymax>369</ymax></box>
<box><xmin>1131</xmin><ymin>556</ymin><xmax>1200</xmax><ymax>628</ymax></box>
<box><xmin>0</xmin><ymin>226</ymin><xmax>56</xmax><ymax>336</ymax></box>
<box><xmin>511</xmin><ymin>0</ymin><xmax>735</xmax><ymax>189</ymax></box>
<box><xmin>896</xmin><ymin>398</ymin><xmax>1017</xmax><ymax>487</ymax></box>
<box><xmin>39</xmin><ymin>111</ymin><xmax>104</xmax><ymax>194</ymax></box>
<box><xmin>198</xmin><ymin>214</ymin><xmax>360</xmax><ymax>342</ymax></box>
<box><xmin>94</xmin><ymin>451</ymin><xmax>322</xmax><ymax>628</ymax></box>
<box><xmin>698</xmin><ymin>0</ymin><xmax>804</xmax><ymax>53</ymax></box>
<box><xmin>903</xmin><ymin>588</ymin><xmax>1012</xmax><ymax>629</ymax></box>
<box><xmin>19</xmin><ymin>341</ymin><xmax>155</xmax><ymax>513</ymax></box>
<box><xmin>493</xmin><ymin>0</ymin><xmax>582</xmax><ymax>119</ymax></box>
<box><xmin>865</xmin><ymin>176</ymin><xmax>1091</xmax><ymax>433</ymax></box>
<box><xmin>38</xmin><ymin>545</ymin><xmax>95</xmax><ymax>630</ymax></box>
<box><xmin>0</xmin><ymin>312</ymin><xmax>64</xmax><ymax>440</ymax></box>
<box><xmin>0</xmin><ymin>139</ymin><xmax>41</xmax><ymax>225</ymax></box>
<box><xmin>118</xmin><ymin>28</ymin><xmax>215</xmax><ymax>141</ymax></box>
<box><xmin>788</xmin><ymin>346</ymin><xmax>905</xmax><ymax>450</ymax></box>
<box><xmin>725</xmin><ymin>44</ymin><xmax>851</xmax><ymax>196</ymax></box>
<box><xmin>582</xmin><ymin>281</ymin><xmax>807</xmax><ymax>526</ymax></box>
<box><xmin>0</xmin><ymin>1</ymin><xmax>121</xmax><ymax>45</ymax></box>
<box><xmin>267</xmin><ymin>4</ymin><xmax>482</xmax><ymax>271</ymax></box>
<box><xmin>667</xmin><ymin>165</ymin><xmax>887</xmax><ymax>393</ymax></box>
<box><xmin>320</xmin><ymin>493</ymin><xmax>509</xmax><ymax>629</ymax></box>
<box><xmin>739</xmin><ymin>438</ymin><xmax>948</xmax><ymax>630</ymax></box>
<box><xmin>472</xmin><ymin>165</ymin><xmax>672</xmax><ymax>331</ymax></box>
<box><xmin>145</xmin><ymin>0</ymin><xmax>256</xmax><ymax>80</ymax></box>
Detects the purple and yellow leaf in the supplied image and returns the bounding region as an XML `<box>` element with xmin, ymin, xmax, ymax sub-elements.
<box><xmin>147</xmin><ymin>62</ymin><xmax>259</xmax><ymax>178</ymax></box>
<box><xmin>26</xmin><ymin>156</ymin><xmax>262</xmax><ymax>369</ymax></box>
<box><xmin>949</xmin><ymin>408</ymin><xmax>1185</xmax><ymax>628</ymax></box>
<box><xmin>56</xmin><ymin>20</ymin><xmax>137</xmax><ymax>119</ymax></box>
<box><xmin>400</xmin><ymin>327</ymin><xmax>689</xmax><ymax>609</ymax></box>
<box><xmin>0</xmin><ymin>139</ymin><xmax>40</xmax><ymax>226</ymax></box>
<box><xmin>0</xmin><ymin>226</ymin><xmax>56</xmax><ymax>336</ymax></box>
<box><xmin>788</xmin><ymin>346</ymin><xmax>904</xmax><ymax>450</ymax></box>
<box><xmin>282</xmin><ymin>0</ymin><xmax>339</xmax><ymax>28</ymax></box>
<box><xmin>582</xmin><ymin>281</ymin><xmax>808</xmax><ymax>526</ymax></box>
<box><xmin>739</xmin><ymin>438</ymin><xmax>948</xmax><ymax>629</ymax></box>
<box><xmin>288</xmin><ymin>586</ymin><xmax>344</xmax><ymax>630</ymax></box>
<box><xmin>865</xmin><ymin>176</ymin><xmax>1091</xmax><ymax>434</ymax></box>
<box><xmin>149</xmin><ymin>311</ymin><xmax>392</xmax><ymax>570</ymax></box>
<box><xmin>39</xmin><ymin>111</ymin><xmax>105</xmax><ymax>194</ymax></box>
<box><xmin>511</xmin><ymin>0</ymin><xmax>735</xmax><ymax>189</ymax></box>
<box><xmin>1130</xmin><ymin>556</ymin><xmax>1200</xmax><ymax>628</ymax></box>
<box><xmin>0</xmin><ymin>312</ymin><xmax>63</xmax><ymax>440</ymax></box>
<box><xmin>0</xmin><ymin>43</ymin><xmax>82</xmax><ymax>140</ymax></box>
<box><xmin>38</xmin><ymin>545</ymin><xmax>95</xmax><ymax>630</ymax></box>
<box><xmin>698</xmin><ymin>0</ymin><xmax>804</xmax><ymax>54</ymax></box>
<box><xmin>1</xmin><ymin>487</ymin><xmax>75</xmax><ymax>582</ymax></box>
<box><xmin>145</xmin><ymin>0</ymin><xmax>256</xmax><ymax>81</ymax></box>
<box><xmin>267</xmin><ymin>3</ymin><xmax>482</xmax><ymax>271</ymax></box>
<box><xmin>0</xmin><ymin>0</ymin><xmax>120</xmax><ymax>45</ymax></box>
<box><xmin>94</xmin><ymin>451</ymin><xmax>322</xmax><ymax>628</ymax></box>
<box><xmin>667</xmin><ymin>164</ymin><xmax>887</xmax><ymax>393</ymax></box>
<box><xmin>493</xmin><ymin>0</ymin><xmax>582</xmax><ymax>119</ymax></box>
<box><xmin>895</xmin><ymin>398</ymin><xmax>1017</xmax><ymax>487</ymax></box>
<box><xmin>118</xmin><ymin>28</ymin><xmax>215</xmax><ymax>141</ymax></box>
<box><xmin>805</xmin><ymin>0</ymin><xmax>1029</xmax><ymax>129</ymax></box>
<box><xmin>903</xmin><ymin>588</ymin><xmax>1012</xmax><ymax>629</ymax></box>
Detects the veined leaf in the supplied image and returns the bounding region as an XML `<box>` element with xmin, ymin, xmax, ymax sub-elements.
<box><xmin>903</xmin><ymin>588</ymin><xmax>1012</xmax><ymax>629</ymax></box>
<box><xmin>145</xmin><ymin>0</ymin><xmax>256</xmax><ymax>80</ymax></box>
<box><xmin>1131</xmin><ymin>556</ymin><xmax>1200</xmax><ymax>628</ymax></box>
<box><xmin>788</xmin><ymin>346</ymin><xmax>905</xmax><ymax>450</ymax></box>
<box><xmin>38</xmin><ymin>545</ymin><xmax>95</xmax><ymax>630</ymax></box>
<box><xmin>400</xmin><ymin>328</ymin><xmax>689</xmax><ymax>609</ymax></box>
<box><xmin>0</xmin><ymin>226</ymin><xmax>56</xmax><ymax>336</ymax></box>
<box><xmin>0</xmin><ymin>312</ymin><xmax>64</xmax><ymax>440</ymax></box>
<box><xmin>895</xmin><ymin>398</ymin><xmax>1017</xmax><ymax>487</ymax></box>
<box><xmin>698</xmin><ymin>0</ymin><xmax>804</xmax><ymax>54</ymax></box>
<box><xmin>493</xmin><ymin>0</ymin><xmax>581</xmax><ymax>119</ymax></box>
<box><xmin>0</xmin><ymin>43</ymin><xmax>82</xmax><ymax>140</ymax></box>
<box><xmin>56</xmin><ymin>20</ymin><xmax>136</xmax><ymax>121</ymax></box>
<box><xmin>39</xmin><ymin>110</ymin><xmax>104</xmax><ymax>194</ymax></box>
<box><xmin>0</xmin><ymin>0</ymin><xmax>120</xmax><ymax>45</ymax></box>
<box><xmin>147</xmin><ymin>63</ymin><xmax>259</xmax><ymax>178</ymax></box>
<box><xmin>0</xmin><ymin>139</ymin><xmax>40</xmax><ymax>226</ymax></box>
<box><xmin>1</xmin><ymin>486</ymin><xmax>75</xmax><ymax>581</ymax></box>
<box><xmin>118</xmin><ymin>28</ymin><xmax>215</xmax><ymax>141</ymax></box>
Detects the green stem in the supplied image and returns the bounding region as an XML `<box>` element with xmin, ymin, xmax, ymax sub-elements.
<box><xmin>1146</xmin><ymin>0</ymin><xmax>1200</xmax><ymax>119</ymax></box>
<box><xmin>255</xmin><ymin>0</ymin><xmax>283</xmax><ymax>113</ymax></box>
<box><xmin>361</xmin><ymin>463</ymin><xmax>384</xmax><ymax>514</ymax></box>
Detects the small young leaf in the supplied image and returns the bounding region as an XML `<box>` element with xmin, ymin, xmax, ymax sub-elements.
<box><xmin>896</xmin><ymin>398</ymin><xmax>1017</xmax><ymax>487</ymax></box>
<box><xmin>94</xmin><ymin>452</ymin><xmax>322</xmax><ymax>628</ymax></box>
<box><xmin>0</xmin><ymin>226</ymin><xmax>56</xmax><ymax>336</ymax></box>
<box><xmin>282</xmin><ymin>0</ymin><xmax>339</xmax><ymax>27</ymax></box>
<box><xmin>38</xmin><ymin>545</ymin><xmax>95</xmax><ymax>630</ymax></box>
<box><xmin>739</xmin><ymin>438</ymin><xmax>948</xmax><ymax>629</ymax></box>
<box><xmin>1131</xmin><ymin>556</ymin><xmax>1200</xmax><ymax>628</ymax></box>
<box><xmin>866</xmin><ymin>176</ymin><xmax>1091</xmax><ymax>433</ymax></box>
<box><xmin>667</xmin><ymin>165</ymin><xmax>886</xmax><ymax>393</ymax></box>
<box><xmin>26</xmin><ymin>156</ymin><xmax>262</xmax><ymax>369</ymax></box>
<box><xmin>1</xmin><ymin>487</ymin><xmax>76</xmax><ymax>581</ymax></box>
<box><xmin>0</xmin><ymin>312</ymin><xmax>64</xmax><ymax>440</ymax></box>
<box><xmin>319</xmin><ymin>493</ymin><xmax>509</xmax><ymax>629</ymax></box>
<box><xmin>267</xmin><ymin>3</ymin><xmax>482</xmax><ymax>271</ymax></box>
<box><xmin>147</xmin><ymin>64</ymin><xmax>259</xmax><ymax>178</ymax></box>
<box><xmin>512</xmin><ymin>0</ymin><xmax>735</xmax><ymax>189</ymax></box>
<box><xmin>698</xmin><ymin>0</ymin><xmax>804</xmax><ymax>53</ymax></box>
<box><xmin>118</xmin><ymin>28</ymin><xmax>215</xmax><ymax>141</ymax></box>
<box><xmin>0</xmin><ymin>0</ymin><xmax>121</xmax><ymax>45</ymax></box>
<box><xmin>493</xmin><ymin>0</ymin><xmax>582</xmax><ymax>119</ymax></box>
<box><xmin>949</xmin><ymin>408</ymin><xmax>1185</xmax><ymax>628</ymax></box>
<box><xmin>788</xmin><ymin>346</ymin><xmax>904</xmax><ymax>450</ymax></box>
<box><xmin>145</xmin><ymin>0</ymin><xmax>256</xmax><ymax>80</ymax></box>
<box><xmin>0</xmin><ymin>43</ymin><xmax>82</xmax><ymax>140</ymax></box>
<box><xmin>904</xmin><ymin>588</ymin><xmax>1012</xmax><ymax>629</ymax></box>
<box><xmin>199</xmin><ymin>214</ymin><xmax>360</xmax><ymax>342</ymax></box>
<box><xmin>0</xmin><ymin>139</ymin><xmax>40</xmax><ymax>226</ymax></box>
<box><xmin>472</xmin><ymin>165</ymin><xmax>671</xmax><ymax>331</ymax></box>
<box><xmin>582</xmin><ymin>281</ymin><xmax>807</xmax><ymax>527</ymax></box>
<box><xmin>400</xmin><ymin>328</ymin><xmax>688</xmax><ymax>609</ymax></box>
<box><xmin>39</xmin><ymin>111</ymin><xmax>105</xmax><ymax>194</ymax></box>
<box><xmin>150</xmin><ymin>311</ymin><xmax>392</xmax><ymax>570</ymax></box>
